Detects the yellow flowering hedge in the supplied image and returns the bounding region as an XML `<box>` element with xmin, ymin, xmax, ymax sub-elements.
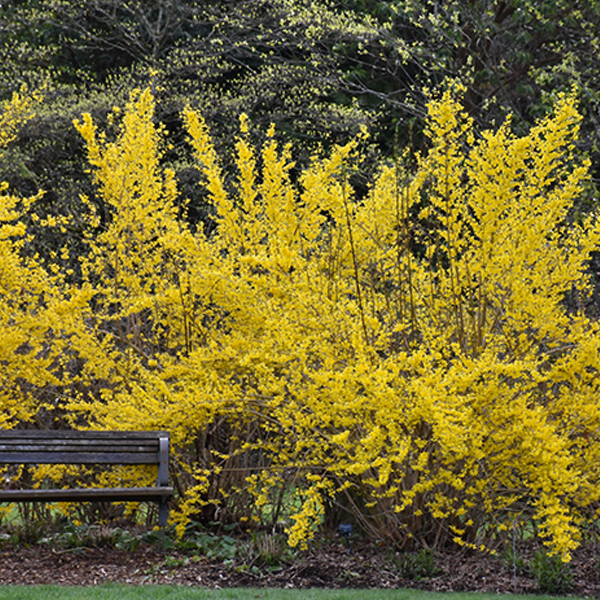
<box><xmin>2</xmin><ymin>84</ymin><xmax>600</xmax><ymax>559</ymax></box>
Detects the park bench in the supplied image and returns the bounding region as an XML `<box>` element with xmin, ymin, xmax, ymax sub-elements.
<box><xmin>0</xmin><ymin>430</ymin><xmax>173</xmax><ymax>527</ymax></box>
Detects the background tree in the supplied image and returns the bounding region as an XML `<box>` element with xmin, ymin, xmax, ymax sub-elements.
<box><xmin>4</xmin><ymin>0</ymin><xmax>598</xmax><ymax>251</ymax></box>
<box><xmin>0</xmin><ymin>0</ymin><xmax>378</xmax><ymax>240</ymax></box>
<box><xmin>334</xmin><ymin>1</ymin><xmax>600</xmax><ymax>179</ymax></box>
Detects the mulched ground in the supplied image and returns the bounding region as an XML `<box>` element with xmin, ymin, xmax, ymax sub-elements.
<box><xmin>1</xmin><ymin>537</ymin><xmax>600</xmax><ymax>595</ymax></box>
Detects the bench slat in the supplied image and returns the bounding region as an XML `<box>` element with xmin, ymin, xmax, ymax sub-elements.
<box><xmin>0</xmin><ymin>452</ymin><xmax>160</xmax><ymax>464</ymax></box>
<box><xmin>0</xmin><ymin>439</ymin><xmax>160</xmax><ymax>446</ymax></box>
<box><xmin>0</xmin><ymin>443</ymin><xmax>159</xmax><ymax>453</ymax></box>
<box><xmin>0</xmin><ymin>486</ymin><xmax>173</xmax><ymax>502</ymax></box>
<box><xmin>0</xmin><ymin>431</ymin><xmax>169</xmax><ymax>439</ymax></box>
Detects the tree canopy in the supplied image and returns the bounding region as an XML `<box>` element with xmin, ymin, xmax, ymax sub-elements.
<box><xmin>2</xmin><ymin>0</ymin><xmax>599</xmax><ymax>224</ymax></box>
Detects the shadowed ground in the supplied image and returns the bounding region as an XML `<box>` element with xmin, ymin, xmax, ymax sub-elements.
<box><xmin>0</xmin><ymin>538</ymin><xmax>598</xmax><ymax>595</ymax></box>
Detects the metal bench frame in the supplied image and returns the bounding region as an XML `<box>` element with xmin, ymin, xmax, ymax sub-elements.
<box><xmin>0</xmin><ymin>430</ymin><xmax>173</xmax><ymax>527</ymax></box>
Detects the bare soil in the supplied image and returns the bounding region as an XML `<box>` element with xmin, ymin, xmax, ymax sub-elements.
<box><xmin>1</xmin><ymin>537</ymin><xmax>599</xmax><ymax>595</ymax></box>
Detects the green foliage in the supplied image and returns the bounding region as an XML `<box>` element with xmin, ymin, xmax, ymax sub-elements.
<box><xmin>340</xmin><ymin>1</ymin><xmax>600</xmax><ymax>147</ymax></box>
<box><xmin>1</xmin><ymin>513</ymin><xmax>53</xmax><ymax>547</ymax></box>
<box><xmin>174</xmin><ymin>526</ymin><xmax>295</xmax><ymax>572</ymax></box>
<box><xmin>530</xmin><ymin>550</ymin><xmax>574</xmax><ymax>594</ymax></box>
<box><xmin>171</xmin><ymin>528</ymin><xmax>302</xmax><ymax>574</ymax></box>
<box><xmin>179</xmin><ymin>531</ymin><xmax>238</xmax><ymax>563</ymax></box>
<box><xmin>391</xmin><ymin>549</ymin><xmax>440</xmax><ymax>580</ymax></box>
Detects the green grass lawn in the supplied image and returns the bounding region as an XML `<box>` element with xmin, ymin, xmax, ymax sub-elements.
<box><xmin>0</xmin><ymin>586</ymin><xmax>584</xmax><ymax>600</ymax></box>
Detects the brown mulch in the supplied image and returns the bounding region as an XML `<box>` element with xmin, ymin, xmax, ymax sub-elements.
<box><xmin>1</xmin><ymin>537</ymin><xmax>599</xmax><ymax>595</ymax></box>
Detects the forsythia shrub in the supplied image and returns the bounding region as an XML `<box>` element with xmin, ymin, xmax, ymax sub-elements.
<box><xmin>3</xmin><ymin>82</ymin><xmax>600</xmax><ymax>560</ymax></box>
<box><xmin>178</xmin><ymin>85</ymin><xmax>600</xmax><ymax>559</ymax></box>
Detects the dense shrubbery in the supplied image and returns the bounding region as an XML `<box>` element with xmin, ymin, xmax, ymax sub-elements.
<box><xmin>1</xmin><ymin>82</ymin><xmax>600</xmax><ymax>562</ymax></box>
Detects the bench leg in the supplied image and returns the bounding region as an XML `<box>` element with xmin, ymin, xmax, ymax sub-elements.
<box><xmin>158</xmin><ymin>498</ymin><xmax>168</xmax><ymax>528</ymax></box>
<box><xmin>158</xmin><ymin>499</ymin><xmax>168</xmax><ymax>551</ymax></box>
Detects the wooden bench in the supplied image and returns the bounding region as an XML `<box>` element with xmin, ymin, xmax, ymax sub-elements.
<box><xmin>0</xmin><ymin>430</ymin><xmax>173</xmax><ymax>527</ymax></box>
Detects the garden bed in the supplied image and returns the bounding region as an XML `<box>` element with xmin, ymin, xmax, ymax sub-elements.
<box><xmin>1</xmin><ymin>534</ymin><xmax>599</xmax><ymax>596</ymax></box>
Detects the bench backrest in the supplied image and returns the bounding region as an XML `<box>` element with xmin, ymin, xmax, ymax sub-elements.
<box><xmin>0</xmin><ymin>430</ymin><xmax>170</xmax><ymax>485</ymax></box>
